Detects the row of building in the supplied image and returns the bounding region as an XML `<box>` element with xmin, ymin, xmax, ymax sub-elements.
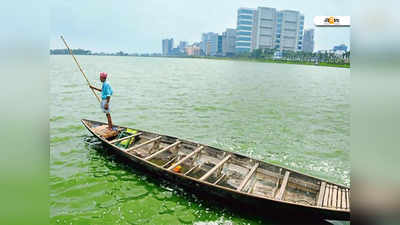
<box><xmin>162</xmin><ymin>7</ymin><xmax>315</xmax><ymax>57</ymax></box>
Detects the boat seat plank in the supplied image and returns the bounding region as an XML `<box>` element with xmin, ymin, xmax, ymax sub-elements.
<box><xmin>328</xmin><ymin>184</ymin><xmax>334</xmax><ymax>207</ymax></box>
<box><xmin>341</xmin><ymin>188</ymin><xmax>347</xmax><ymax>209</ymax></box>
<box><xmin>109</xmin><ymin>132</ymin><xmax>142</xmax><ymax>144</ymax></box>
<box><xmin>162</xmin><ymin>156</ymin><xmax>178</xmax><ymax>168</ymax></box>
<box><xmin>323</xmin><ymin>184</ymin><xmax>330</xmax><ymax>207</ymax></box>
<box><xmin>272</xmin><ymin>170</ymin><xmax>282</xmax><ymax>197</ymax></box>
<box><xmin>332</xmin><ymin>185</ymin><xmax>338</xmax><ymax>208</ymax></box>
<box><xmin>199</xmin><ymin>155</ymin><xmax>231</xmax><ymax>181</ymax></box>
<box><xmin>144</xmin><ymin>140</ymin><xmax>181</xmax><ymax>160</ymax></box>
<box><xmin>237</xmin><ymin>163</ymin><xmax>259</xmax><ymax>191</ymax></box>
<box><xmin>275</xmin><ymin>171</ymin><xmax>290</xmax><ymax>200</ymax></box>
<box><xmin>213</xmin><ymin>174</ymin><xmax>226</xmax><ymax>185</ymax></box>
<box><xmin>317</xmin><ymin>182</ymin><xmax>326</xmax><ymax>207</ymax></box>
<box><xmin>168</xmin><ymin>146</ymin><xmax>204</xmax><ymax>170</ymax></box>
<box><xmin>257</xmin><ymin>168</ymin><xmax>320</xmax><ymax>191</ymax></box>
<box><xmin>337</xmin><ymin>188</ymin><xmax>342</xmax><ymax>208</ymax></box>
<box><xmin>184</xmin><ymin>164</ymin><xmax>200</xmax><ymax>175</ymax></box>
<box><xmin>126</xmin><ymin>136</ymin><xmax>162</xmax><ymax>153</ymax></box>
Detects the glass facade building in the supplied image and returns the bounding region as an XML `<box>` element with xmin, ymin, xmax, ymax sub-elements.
<box><xmin>162</xmin><ymin>38</ymin><xmax>174</xmax><ymax>56</ymax></box>
<box><xmin>235</xmin><ymin>8</ymin><xmax>256</xmax><ymax>53</ymax></box>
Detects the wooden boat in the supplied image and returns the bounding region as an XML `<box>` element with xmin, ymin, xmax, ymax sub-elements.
<box><xmin>82</xmin><ymin>119</ymin><xmax>350</xmax><ymax>221</ymax></box>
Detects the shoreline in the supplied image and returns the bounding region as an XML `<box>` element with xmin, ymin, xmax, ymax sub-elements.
<box><xmin>181</xmin><ymin>56</ymin><xmax>351</xmax><ymax>68</ymax></box>
<box><xmin>50</xmin><ymin>54</ymin><xmax>350</xmax><ymax>68</ymax></box>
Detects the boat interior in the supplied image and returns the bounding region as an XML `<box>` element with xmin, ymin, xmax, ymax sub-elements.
<box><xmin>84</xmin><ymin>120</ymin><xmax>350</xmax><ymax>211</ymax></box>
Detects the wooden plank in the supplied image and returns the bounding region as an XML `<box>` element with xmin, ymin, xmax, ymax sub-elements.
<box><xmin>237</xmin><ymin>163</ymin><xmax>259</xmax><ymax>191</ymax></box>
<box><xmin>337</xmin><ymin>188</ymin><xmax>342</xmax><ymax>209</ymax></box>
<box><xmin>109</xmin><ymin>132</ymin><xmax>142</xmax><ymax>144</ymax></box>
<box><xmin>257</xmin><ymin>168</ymin><xmax>320</xmax><ymax>191</ymax></box>
<box><xmin>316</xmin><ymin>182</ymin><xmax>326</xmax><ymax>206</ymax></box>
<box><xmin>184</xmin><ymin>164</ymin><xmax>200</xmax><ymax>175</ymax></box>
<box><xmin>247</xmin><ymin>177</ymin><xmax>257</xmax><ymax>194</ymax></box>
<box><xmin>346</xmin><ymin>189</ymin><xmax>350</xmax><ymax>209</ymax></box>
<box><xmin>323</xmin><ymin>184</ymin><xmax>330</xmax><ymax>207</ymax></box>
<box><xmin>275</xmin><ymin>171</ymin><xmax>290</xmax><ymax>200</ymax></box>
<box><xmin>92</xmin><ymin>125</ymin><xmax>118</xmax><ymax>138</ymax></box>
<box><xmin>162</xmin><ymin>156</ymin><xmax>178</xmax><ymax>168</ymax></box>
<box><xmin>341</xmin><ymin>188</ymin><xmax>346</xmax><ymax>209</ymax></box>
<box><xmin>144</xmin><ymin>140</ymin><xmax>180</xmax><ymax>160</ymax></box>
<box><xmin>199</xmin><ymin>155</ymin><xmax>231</xmax><ymax>181</ymax></box>
<box><xmin>168</xmin><ymin>146</ymin><xmax>204</xmax><ymax>170</ymax></box>
<box><xmin>332</xmin><ymin>185</ymin><xmax>338</xmax><ymax>208</ymax></box>
<box><xmin>273</xmin><ymin>170</ymin><xmax>281</xmax><ymax>195</ymax></box>
<box><xmin>149</xmin><ymin>139</ymin><xmax>161</xmax><ymax>154</ymax></box>
<box><xmin>126</xmin><ymin>136</ymin><xmax>162</xmax><ymax>152</ymax></box>
<box><xmin>328</xmin><ymin>184</ymin><xmax>333</xmax><ymax>207</ymax></box>
<box><xmin>213</xmin><ymin>174</ymin><xmax>226</xmax><ymax>185</ymax></box>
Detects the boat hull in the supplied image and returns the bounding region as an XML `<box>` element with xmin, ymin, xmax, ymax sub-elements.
<box><xmin>82</xmin><ymin>119</ymin><xmax>350</xmax><ymax>221</ymax></box>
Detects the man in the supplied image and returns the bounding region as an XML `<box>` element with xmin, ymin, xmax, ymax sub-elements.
<box><xmin>90</xmin><ymin>72</ymin><xmax>114</xmax><ymax>130</ymax></box>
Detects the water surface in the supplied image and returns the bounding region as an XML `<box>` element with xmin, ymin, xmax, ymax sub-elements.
<box><xmin>50</xmin><ymin>56</ymin><xmax>349</xmax><ymax>224</ymax></box>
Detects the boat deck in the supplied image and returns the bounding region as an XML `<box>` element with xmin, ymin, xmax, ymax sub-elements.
<box><xmin>83</xmin><ymin>119</ymin><xmax>350</xmax><ymax>219</ymax></box>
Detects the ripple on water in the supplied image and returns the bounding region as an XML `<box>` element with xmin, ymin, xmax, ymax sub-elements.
<box><xmin>50</xmin><ymin>116</ymin><xmax>64</xmax><ymax>122</ymax></box>
<box><xmin>50</xmin><ymin>56</ymin><xmax>349</xmax><ymax>224</ymax></box>
<box><xmin>50</xmin><ymin>136</ymin><xmax>73</xmax><ymax>144</ymax></box>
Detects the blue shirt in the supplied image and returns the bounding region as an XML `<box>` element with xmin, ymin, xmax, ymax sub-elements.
<box><xmin>101</xmin><ymin>81</ymin><xmax>113</xmax><ymax>100</ymax></box>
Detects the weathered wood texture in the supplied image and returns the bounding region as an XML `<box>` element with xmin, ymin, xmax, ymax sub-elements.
<box><xmin>317</xmin><ymin>182</ymin><xmax>326</xmax><ymax>206</ymax></box>
<box><xmin>109</xmin><ymin>132</ymin><xmax>142</xmax><ymax>144</ymax></box>
<box><xmin>199</xmin><ymin>155</ymin><xmax>231</xmax><ymax>181</ymax></box>
<box><xmin>276</xmin><ymin>171</ymin><xmax>290</xmax><ymax>200</ymax></box>
<box><xmin>127</xmin><ymin>136</ymin><xmax>161</xmax><ymax>153</ymax></box>
<box><xmin>168</xmin><ymin>146</ymin><xmax>203</xmax><ymax>170</ymax></box>
<box><xmin>145</xmin><ymin>140</ymin><xmax>181</xmax><ymax>160</ymax></box>
<box><xmin>92</xmin><ymin>125</ymin><xmax>118</xmax><ymax>138</ymax></box>
<box><xmin>237</xmin><ymin>163</ymin><xmax>259</xmax><ymax>191</ymax></box>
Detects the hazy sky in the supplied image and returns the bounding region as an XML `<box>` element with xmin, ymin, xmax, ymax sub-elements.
<box><xmin>50</xmin><ymin>0</ymin><xmax>351</xmax><ymax>53</ymax></box>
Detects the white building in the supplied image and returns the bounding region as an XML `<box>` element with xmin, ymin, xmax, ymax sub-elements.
<box><xmin>303</xmin><ymin>29</ymin><xmax>314</xmax><ymax>53</ymax></box>
<box><xmin>222</xmin><ymin>28</ymin><xmax>236</xmax><ymax>56</ymax></box>
<box><xmin>201</xmin><ymin>32</ymin><xmax>218</xmax><ymax>56</ymax></box>
<box><xmin>252</xmin><ymin>7</ymin><xmax>277</xmax><ymax>50</ymax></box>
<box><xmin>235</xmin><ymin>8</ymin><xmax>256</xmax><ymax>53</ymax></box>
<box><xmin>244</xmin><ymin>7</ymin><xmax>304</xmax><ymax>53</ymax></box>
<box><xmin>278</xmin><ymin>10</ymin><xmax>304</xmax><ymax>52</ymax></box>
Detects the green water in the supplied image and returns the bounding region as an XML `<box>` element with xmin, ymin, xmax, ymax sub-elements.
<box><xmin>50</xmin><ymin>55</ymin><xmax>350</xmax><ymax>224</ymax></box>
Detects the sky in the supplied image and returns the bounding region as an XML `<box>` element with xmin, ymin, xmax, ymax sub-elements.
<box><xmin>50</xmin><ymin>0</ymin><xmax>351</xmax><ymax>53</ymax></box>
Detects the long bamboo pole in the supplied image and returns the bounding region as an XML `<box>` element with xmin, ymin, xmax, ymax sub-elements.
<box><xmin>60</xmin><ymin>35</ymin><xmax>101</xmax><ymax>103</ymax></box>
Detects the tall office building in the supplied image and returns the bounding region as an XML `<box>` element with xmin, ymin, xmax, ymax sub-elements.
<box><xmin>178</xmin><ymin>41</ymin><xmax>187</xmax><ymax>53</ymax></box>
<box><xmin>303</xmin><ymin>29</ymin><xmax>314</xmax><ymax>53</ymax></box>
<box><xmin>235</xmin><ymin>8</ymin><xmax>256</xmax><ymax>53</ymax></box>
<box><xmin>252</xmin><ymin>7</ymin><xmax>277</xmax><ymax>50</ymax></box>
<box><xmin>278</xmin><ymin>10</ymin><xmax>304</xmax><ymax>51</ymax></box>
<box><xmin>217</xmin><ymin>35</ymin><xmax>223</xmax><ymax>55</ymax></box>
<box><xmin>201</xmin><ymin>32</ymin><xmax>218</xmax><ymax>56</ymax></box>
<box><xmin>162</xmin><ymin>38</ymin><xmax>174</xmax><ymax>56</ymax></box>
<box><xmin>222</xmin><ymin>28</ymin><xmax>236</xmax><ymax>56</ymax></box>
<box><xmin>250</xmin><ymin>8</ymin><xmax>304</xmax><ymax>52</ymax></box>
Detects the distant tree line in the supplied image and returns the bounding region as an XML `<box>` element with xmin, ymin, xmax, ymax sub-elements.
<box><xmin>49</xmin><ymin>48</ymin><xmax>162</xmax><ymax>57</ymax></box>
<box><xmin>49</xmin><ymin>48</ymin><xmax>350</xmax><ymax>66</ymax></box>
<box><xmin>234</xmin><ymin>49</ymin><xmax>350</xmax><ymax>65</ymax></box>
<box><xmin>50</xmin><ymin>49</ymin><xmax>92</xmax><ymax>55</ymax></box>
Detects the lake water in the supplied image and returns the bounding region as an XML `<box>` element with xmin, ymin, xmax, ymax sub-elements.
<box><xmin>50</xmin><ymin>55</ymin><xmax>350</xmax><ymax>224</ymax></box>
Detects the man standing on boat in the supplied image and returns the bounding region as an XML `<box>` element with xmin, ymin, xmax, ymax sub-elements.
<box><xmin>90</xmin><ymin>72</ymin><xmax>114</xmax><ymax>130</ymax></box>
